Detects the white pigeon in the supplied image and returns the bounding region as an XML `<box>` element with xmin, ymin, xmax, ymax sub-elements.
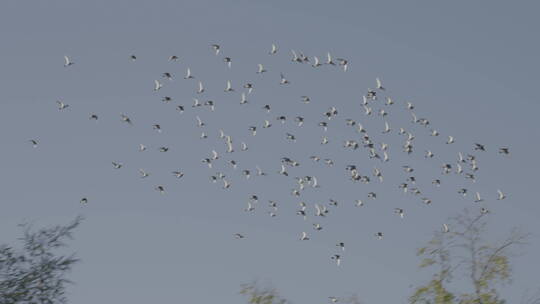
<box><xmin>376</xmin><ymin>77</ymin><xmax>385</xmax><ymax>90</ymax></box>
<box><xmin>474</xmin><ymin>192</ymin><xmax>483</xmax><ymax>203</ymax></box>
<box><xmin>280</xmin><ymin>73</ymin><xmax>289</xmax><ymax>85</ymax></box>
<box><xmin>224</xmin><ymin>80</ymin><xmax>234</xmax><ymax>92</ymax></box>
<box><xmin>326</xmin><ymin>52</ymin><xmax>335</xmax><ymax>65</ymax></box>
<box><xmin>337</xmin><ymin>58</ymin><xmax>348</xmax><ymax>71</ymax></box>
<box><xmin>63</xmin><ymin>55</ymin><xmax>74</xmax><ymax>67</ymax></box>
<box><xmin>382</xmin><ymin>121</ymin><xmax>391</xmax><ymax>133</ymax></box>
<box><xmin>152</xmin><ymin>80</ymin><xmax>162</xmax><ymax>91</ymax></box>
<box><xmin>56</xmin><ymin>100</ymin><xmax>69</xmax><ymax>110</ymax></box>
<box><xmin>312</xmin><ymin>56</ymin><xmax>322</xmax><ymax>67</ymax></box>
<box><xmin>257</xmin><ymin>63</ymin><xmax>267</xmax><ymax>74</ymax></box>
<box><xmin>184</xmin><ymin>67</ymin><xmax>194</xmax><ymax>79</ymax></box>
<box><xmin>442</xmin><ymin>224</ymin><xmax>450</xmax><ymax>233</ymax></box>
<box><xmin>139</xmin><ymin>169</ymin><xmax>150</xmax><ymax>178</ymax></box>
<box><xmin>240</xmin><ymin>93</ymin><xmax>248</xmax><ymax>105</ymax></box>
<box><xmin>269</xmin><ymin>43</ymin><xmax>277</xmax><ymax>55</ymax></box>
<box><xmin>241</xmin><ymin>142</ymin><xmax>248</xmax><ymax>151</ymax></box>
<box><xmin>300</xmin><ymin>232</ymin><xmax>309</xmax><ymax>241</ymax></box>
<box><xmin>196</xmin><ymin>116</ymin><xmax>205</xmax><ymax>127</ymax></box>
<box><xmin>497</xmin><ymin>189</ymin><xmax>506</xmax><ymax>200</ymax></box>
<box><xmin>446</xmin><ymin>136</ymin><xmax>455</xmax><ymax>144</ymax></box>
<box><xmin>211</xmin><ymin>44</ymin><xmax>220</xmax><ymax>55</ymax></box>
<box><xmin>331</xmin><ymin>255</ymin><xmax>341</xmax><ymax>266</ymax></box>
<box><xmin>197</xmin><ymin>81</ymin><xmax>205</xmax><ymax>94</ymax></box>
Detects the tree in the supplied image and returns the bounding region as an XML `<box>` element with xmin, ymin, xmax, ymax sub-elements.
<box><xmin>0</xmin><ymin>216</ymin><xmax>83</xmax><ymax>304</ymax></box>
<box><xmin>410</xmin><ymin>209</ymin><xmax>528</xmax><ymax>304</ymax></box>
<box><xmin>240</xmin><ymin>281</ymin><xmax>290</xmax><ymax>304</ymax></box>
<box><xmin>240</xmin><ymin>281</ymin><xmax>364</xmax><ymax>304</ymax></box>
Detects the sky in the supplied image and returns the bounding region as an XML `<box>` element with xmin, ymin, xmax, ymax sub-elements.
<box><xmin>1</xmin><ymin>0</ymin><xmax>539</xmax><ymax>303</ymax></box>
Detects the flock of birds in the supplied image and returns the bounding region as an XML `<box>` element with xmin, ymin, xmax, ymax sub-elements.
<box><xmin>31</xmin><ymin>45</ymin><xmax>511</xmax><ymax>281</ymax></box>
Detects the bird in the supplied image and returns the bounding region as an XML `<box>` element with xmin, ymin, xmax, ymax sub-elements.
<box><xmin>474</xmin><ymin>143</ymin><xmax>486</xmax><ymax>151</ymax></box>
<box><xmin>162</xmin><ymin>96</ymin><xmax>172</xmax><ymax>103</ymax></box>
<box><xmin>63</xmin><ymin>55</ymin><xmax>74</xmax><ymax>67</ymax></box>
<box><xmin>497</xmin><ymin>189</ymin><xmax>506</xmax><ymax>200</ymax></box>
<box><xmin>138</xmin><ymin>144</ymin><xmax>146</xmax><ymax>152</ymax></box>
<box><xmin>89</xmin><ymin>114</ymin><xmax>99</xmax><ymax>120</ymax></box>
<box><xmin>375</xmin><ymin>232</ymin><xmax>384</xmax><ymax>240</ymax></box>
<box><xmin>168</xmin><ymin>55</ymin><xmax>179</xmax><ymax>61</ymax></box>
<box><xmin>300</xmin><ymin>232</ymin><xmax>310</xmax><ymax>241</ymax></box>
<box><xmin>224</xmin><ymin>57</ymin><xmax>232</xmax><ymax>68</ymax></box>
<box><xmin>446</xmin><ymin>136</ymin><xmax>455</xmax><ymax>144</ymax></box>
<box><xmin>211</xmin><ymin>44</ymin><xmax>220</xmax><ymax>55</ymax></box>
<box><xmin>312</xmin><ymin>56</ymin><xmax>322</xmax><ymax>67</ymax></box>
<box><xmin>240</xmin><ymin>142</ymin><xmax>248</xmax><ymax>151</ymax></box>
<box><xmin>112</xmin><ymin>162</ymin><xmax>123</xmax><ymax>169</ymax></box>
<box><xmin>331</xmin><ymin>254</ymin><xmax>341</xmax><ymax>266</ymax></box>
<box><xmin>382</xmin><ymin>121</ymin><xmax>391</xmax><ymax>133</ymax></box>
<box><xmin>153</xmin><ymin>80</ymin><xmax>163</xmax><ymax>91</ymax></box>
<box><xmin>269</xmin><ymin>43</ymin><xmax>277</xmax><ymax>55</ymax></box>
<box><xmin>234</xmin><ymin>233</ymin><xmax>245</xmax><ymax>239</ymax></box>
<box><xmin>29</xmin><ymin>139</ymin><xmax>38</xmax><ymax>147</ymax></box>
<box><xmin>499</xmin><ymin>147</ymin><xmax>510</xmax><ymax>155</ymax></box>
<box><xmin>155</xmin><ymin>186</ymin><xmax>165</xmax><ymax>194</ymax></box>
<box><xmin>139</xmin><ymin>169</ymin><xmax>150</xmax><ymax>178</ymax></box>
<box><xmin>172</xmin><ymin>171</ymin><xmax>184</xmax><ymax>179</ymax></box>
<box><xmin>394</xmin><ymin>208</ymin><xmax>405</xmax><ymax>218</ymax></box>
<box><xmin>243</xmin><ymin>83</ymin><xmax>254</xmax><ymax>94</ymax></box>
<box><xmin>337</xmin><ymin>58</ymin><xmax>348</xmax><ymax>71</ymax></box>
<box><xmin>80</xmin><ymin>198</ymin><xmax>88</xmax><ymax>204</ymax></box>
<box><xmin>474</xmin><ymin>192</ymin><xmax>483</xmax><ymax>203</ymax></box>
<box><xmin>184</xmin><ymin>68</ymin><xmax>194</xmax><ymax>79</ymax></box>
<box><xmin>257</xmin><ymin>63</ymin><xmax>267</xmax><ymax>74</ymax></box>
<box><xmin>245</xmin><ymin>201</ymin><xmax>255</xmax><ymax>212</ymax></box>
<box><xmin>442</xmin><ymin>224</ymin><xmax>450</xmax><ymax>233</ymax></box>
<box><xmin>196</xmin><ymin>116</ymin><xmax>205</xmax><ymax>127</ymax></box>
<box><xmin>280</xmin><ymin>73</ymin><xmax>289</xmax><ymax>85</ymax></box>
<box><xmin>376</xmin><ymin>77</ymin><xmax>385</xmax><ymax>90</ymax></box>
<box><xmin>224</xmin><ymin>80</ymin><xmax>234</xmax><ymax>92</ymax></box>
<box><xmin>129</xmin><ymin>54</ymin><xmax>137</xmax><ymax>61</ymax></box>
<box><xmin>162</xmin><ymin>72</ymin><xmax>173</xmax><ymax>80</ymax></box>
<box><xmin>279</xmin><ymin>165</ymin><xmax>288</xmax><ymax>176</ymax></box>
<box><xmin>56</xmin><ymin>100</ymin><xmax>69</xmax><ymax>110</ymax></box>
<box><xmin>326</xmin><ymin>52</ymin><xmax>335</xmax><ymax>65</ymax></box>
<box><xmin>197</xmin><ymin>81</ymin><xmax>205</xmax><ymax>94</ymax></box>
<box><xmin>336</xmin><ymin>242</ymin><xmax>345</xmax><ymax>251</ymax></box>
<box><xmin>421</xmin><ymin>198</ymin><xmax>432</xmax><ymax>205</ymax></box>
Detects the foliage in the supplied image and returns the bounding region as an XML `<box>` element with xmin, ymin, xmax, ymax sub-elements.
<box><xmin>410</xmin><ymin>209</ymin><xmax>528</xmax><ymax>304</ymax></box>
<box><xmin>240</xmin><ymin>281</ymin><xmax>290</xmax><ymax>304</ymax></box>
<box><xmin>0</xmin><ymin>216</ymin><xmax>83</xmax><ymax>304</ymax></box>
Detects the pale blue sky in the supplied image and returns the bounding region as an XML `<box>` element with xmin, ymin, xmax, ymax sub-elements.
<box><xmin>1</xmin><ymin>1</ymin><xmax>539</xmax><ymax>303</ymax></box>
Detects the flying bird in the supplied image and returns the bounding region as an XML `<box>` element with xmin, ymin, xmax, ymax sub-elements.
<box><xmin>154</xmin><ymin>80</ymin><xmax>163</xmax><ymax>91</ymax></box>
<box><xmin>63</xmin><ymin>55</ymin><xmax>74</xmax><ymax>67</ymax></box>
<box><xmin>269</xmin><ymin>43</ymin><xmax>277</xmax><ymax>55</ymax></box>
